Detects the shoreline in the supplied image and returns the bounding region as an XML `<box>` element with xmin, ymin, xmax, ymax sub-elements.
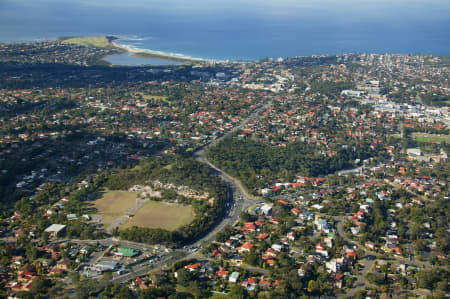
<box><xmin>110</xmin><ymin>39</ymin><xmax>210</xmax><ymax>64</ymax></box>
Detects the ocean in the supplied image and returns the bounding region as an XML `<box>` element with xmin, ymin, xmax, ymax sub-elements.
<box><xmin>1</xmin><ymin>0</ymin><xmax>449</xmax><ymax>62</ymax></box>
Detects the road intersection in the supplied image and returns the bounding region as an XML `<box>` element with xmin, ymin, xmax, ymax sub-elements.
<box><xmin>68</xmin><ymin>100</ymin><xmax>272</xmax><ymax>287</ymax></box>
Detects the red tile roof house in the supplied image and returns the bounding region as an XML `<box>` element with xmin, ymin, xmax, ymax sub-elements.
<box><xmin>266</xmin><ymin>259</ymin><xmax>276</xmax><ymax>266</ymax></box>
<box><xmin>133</xmin><ymin>277</ymin><xmax>145</xmax><ymax>286</ymax></box>
<box><xmin>132</xmin><ymin>277</ymin><xmax>150</xmax><ymax>290</ymax></box>
<box><xmin>185</xmin><ymin>263</ymin><xmax>201</xmax><ymax>272</ymax></box>
<box><xmin>277</xmin><ymin>200</ymin><xmax>289</xmax><ymax>206</ymax></box>
<box><xmin>290</xmin><ymin>182</ymin><xmax>305</xmax><ymax>188</ymax></box>
<box><xmin>241</xmin><ymin>277</ymin><xmax>259</xmax><ymax>289</ymax></box>
<box><xmin>247</xmin><ymin>277</ymin><xmax>259</xmax><ymax>286</ymax></box>
<box><xmin>270</xmin><ymin>218</ymin><xmax>282</xmax><ymax>225</ymax></box>
<box><xmin>244</xmin><ymin>222</ymin><xmax>257</xmax><ymax>231</ymax></box>
<box><xmin>291</xmin><ymin>208</ymin><xmax>301</xmax><ymax>216</ymax></box>
<box><xmin>264</xmin><ymin>248</ymin><xmax>278</xmax><ymax>258</ymax></box>
<box><xmin>237</xmin><ymin>243</ymin><xmax>254</xmax><ymax>253</ymax></box>
<box><xmin>212</xmin><ymin>249</ymin><xmax>222</xmax><ymax>258</ymax></box>
<box><xmin>316</xmin><ymin>242</ymin><xmax>329</xmax><ymax>257</ymax></box>
<box><xmin>316</xmin><ymin>242</ymin><xmax>325</xmax><ymax>251</ymax></box>
<box><xmin>272</xmin><ymin>186</ymin><xmax>282</xmax><ymax>192</ymax></box>
<box><xmin>392</xmin><ymin>247</ymin><xmax>402</xmax><ymax>256</ymax></box>
<box><xmin>346</xmin><ymin>251</ymin><xmax>357</xmax><ymax>260</ymax></box>
<box><xmin>258</xmin><ymin>233</ymin><xmax>269</xmax><ymax>241</ymax></box>
<box><xmin>259</xmin><ymin>278</ymin><xmax>272</xmax><ymax>288</ymax></box>
<box><xmin>216</xmin><ymin>267</ymin><xmax>228</xmax><ymax>278</ymax></box>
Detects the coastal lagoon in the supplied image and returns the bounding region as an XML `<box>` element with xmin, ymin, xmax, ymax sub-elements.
<box><xmin>1</xmin><ymin>0</ymin><xmax>449</xmax><ymax>61</ymax></box>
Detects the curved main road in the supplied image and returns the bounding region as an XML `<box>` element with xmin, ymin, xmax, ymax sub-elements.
<box><xmin>190</xmin><ymin>100</ymin><xmax>272</xmax><ymax>245</ymax></box>
<box><xmin>72</xmin><ymin>100</ymin><xmax>273</xmax><ymax>287</ymax></box>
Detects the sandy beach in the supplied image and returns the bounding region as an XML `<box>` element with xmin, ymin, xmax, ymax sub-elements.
<box><xmin>111</xmin><ymin>39</ymin><xmax>206</xmax><ymax>63</ymax></box>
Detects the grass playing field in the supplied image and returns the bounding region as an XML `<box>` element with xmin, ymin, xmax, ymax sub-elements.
<box><xmin>62</xmin><ymin>36</ymin><xmax>113</xmax><ymax>48</ymax></box>
<box><xmin>413</xmin><ymin>133</ymin><xmax>450</xmax><ymax>143</ymax></box>
<box><xmin>121</xmin><ymin>200</ymin><xmax>194</xmax><ymax>231</ymax></box>
<box><xmin>136</xmin><ymin>93</ymin><xmax>173</xmax><ymax>104</ymax></box>
<box><xmin>93</xmin><ymin>190</ymin><xmax>138</xmax><ymax>222</ymax></box>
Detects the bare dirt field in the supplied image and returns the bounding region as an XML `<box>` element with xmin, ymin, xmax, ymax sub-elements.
<box><xmin>93</xmin><ymin>190</ymin><xmax>138</xmax><ymax>222</ymax></box>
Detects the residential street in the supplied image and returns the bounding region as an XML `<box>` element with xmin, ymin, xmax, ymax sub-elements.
<box><xmin>68</xmin><ymin>99</ymin><xmax>273</xmax><ymax>288</ymax></box>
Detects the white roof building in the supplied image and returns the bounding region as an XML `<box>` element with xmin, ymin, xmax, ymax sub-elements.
<box><xmin>407</xmin><ymin>148</ymin><xmax>422</xmax><ymax>157</ymax></box>
<box><xmin>260</xmin><ymin>204</ymin><xmax>273</xmax><ymax>215</ymax></box>
<box><xmin>44</xmin><ymin>224</ymin><xmax>66</xmax><ymax>236</ymax></box>
<box><xmin>229</xmin><ymin>271</ymin><xmax>240</xmax><ymax>283</ymax></box>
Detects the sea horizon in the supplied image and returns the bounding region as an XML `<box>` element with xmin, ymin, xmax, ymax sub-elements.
<box><xmin>0</xmin><ymin>0</ymin><xmax>449</xmax><ymax>61</ymax></box>
<box><xmin>3</xmin><ymin>33</ymin><xmax>450</xmax><ymax>65</ymax></box>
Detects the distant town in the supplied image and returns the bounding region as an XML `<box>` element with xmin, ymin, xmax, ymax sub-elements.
<box><xmin>0</xmin><ymin>38</ymin><xmax>448</xmax><ymax>298</ymax></box>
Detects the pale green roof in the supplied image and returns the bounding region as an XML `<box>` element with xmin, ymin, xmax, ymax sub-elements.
<box><xmin>117</xmin><ymin>247</ymin><xmax>139</xmax><ymax>257</ymax></box>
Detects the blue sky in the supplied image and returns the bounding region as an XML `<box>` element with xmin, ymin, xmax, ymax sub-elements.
<box><xmin>3</xmin><ymin>0</ymin><xmax>450</xmax><ymax>20</ymax></box>
<box><xmin>76</xmin><ymin>0</ymin><xmax>450</xmax><ymax>19</ymax></box>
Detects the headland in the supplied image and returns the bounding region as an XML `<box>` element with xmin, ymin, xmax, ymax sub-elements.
<box><xmin>60</xmin><ymin>35</ymin><xmax>205</xmax><ymax>64</ymax></box>
<box><xmin>112</xmin><ymin>40</ymin><xmax>207</xmax><ymax>64</ymax></box>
